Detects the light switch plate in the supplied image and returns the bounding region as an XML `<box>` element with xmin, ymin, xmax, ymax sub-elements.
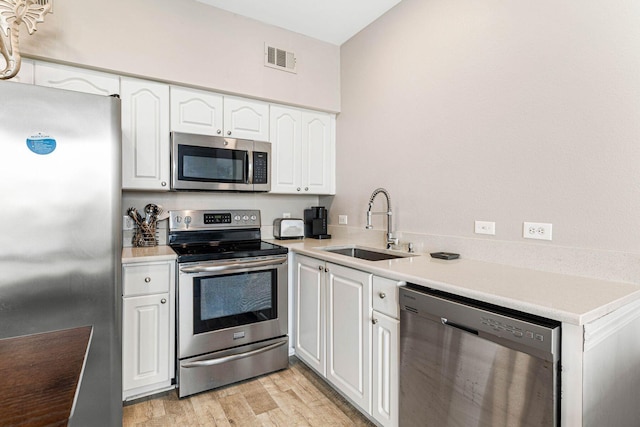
<box><xmin>474</xmin><ymin>220</ymin><xmax>495</xmax><ymax>235</ymax></box>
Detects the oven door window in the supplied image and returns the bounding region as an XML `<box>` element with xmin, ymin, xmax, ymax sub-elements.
<box><xmin>178</xmin><ymin>144</ymin><xmax>248</xmax><ymax>183</ymax></box>
<box><xmin>193</xmin><ymin>270</ymin><xmax>277</xmax><ymax>333</ymax></box>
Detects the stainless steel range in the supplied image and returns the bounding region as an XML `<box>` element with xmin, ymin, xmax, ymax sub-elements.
<box><xmin>169</xmin><ymin>209</ymin><xmax>289</xmax><ymax>398</ymax></box>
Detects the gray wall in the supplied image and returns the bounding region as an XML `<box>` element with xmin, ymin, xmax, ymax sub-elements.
<box><xmin>19</xmin><ymin>0</ymin><xmax>340</xmax><ymax>112</ymax></box>
<box><xmin>333</xmin><ymin>0</ymin><xmax>640</xmax><ymax>282</ymax></box>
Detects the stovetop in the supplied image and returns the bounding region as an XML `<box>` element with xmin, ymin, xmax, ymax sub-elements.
<box><xmin>171</xmin><ymin>240</ymin><xmax>287</xmax><ymax>263</ymax></box>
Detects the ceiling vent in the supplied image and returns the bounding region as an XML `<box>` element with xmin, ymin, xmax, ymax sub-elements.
<box><xmin>35</xmin><ymin>0</ymin><xmax>53</xmax><ymax>12</ymax></box>
<box><xmin>264</xmin><ymin>43</ymin><xmax>297</xmax><ymax>74</ymax></box>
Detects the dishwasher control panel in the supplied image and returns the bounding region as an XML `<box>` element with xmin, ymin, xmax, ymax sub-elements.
<box><xmin>400</xmin><ymin>285</ymin><xmax>560</xmax><ymax>357</ymax></box>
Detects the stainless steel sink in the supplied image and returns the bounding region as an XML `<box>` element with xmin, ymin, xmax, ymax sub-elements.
<box><xmin>321</xmin><ymin>246</ymin><xmax>414</xmax><ymax>261</ymax></box>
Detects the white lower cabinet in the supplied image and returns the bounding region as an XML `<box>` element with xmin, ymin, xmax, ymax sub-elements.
<box><xmin>295</xmin><ymin>254</ymin><xmax>403</xmax><ymax>425</ymax></box>
<box><xmin>372</xmin><ymin>311</ymin><xmax>399</xmax><ymax>427</ymax></box>
<box><xmin>326</xmin><ymin>263</ymin><xmax>372</xmax><ymax>413</ymax></box>
<box><xmin>122</xmin><ymin>260</ymin><xmax>175</xmax><ymax>400</ymax></box>
<box><xmin>294</xmin><ymin>255</ymin><xmax>326</xmax><ymax>375</ymax></box>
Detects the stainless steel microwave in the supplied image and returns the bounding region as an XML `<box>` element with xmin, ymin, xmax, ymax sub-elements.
<box><xmin>171</xmin><ymin>132</ymin><xmax>270</xmax><ymax>192</ymax></box>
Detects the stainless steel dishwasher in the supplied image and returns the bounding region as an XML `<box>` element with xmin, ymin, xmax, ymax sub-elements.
<box><xmin>399</xmin><ymin>285</ymin><xmax>561</xmax><ymax>427</ymax></box>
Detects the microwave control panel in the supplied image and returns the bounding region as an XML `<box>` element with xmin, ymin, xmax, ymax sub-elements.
<box><xmin>253</xmin><ymin>152</ymin><xmax>268</xmax><ymax>184</ymax></box>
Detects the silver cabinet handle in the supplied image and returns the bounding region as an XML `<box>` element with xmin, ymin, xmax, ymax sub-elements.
<box><xmin>180</xmin><ymin>256</ymin><xmax>287</xmax><ymax>273</ymax></box>
<box><xmin>144</xmin><ymin>277</ymin><xmax>151</xmax><ymax>283</ymax></box>
<box><xmin>182</xmin><ymin>339</ymin><xmax>287</xmax><ymax>368</ymax></box>
<box><xmin>372</xmin><ymin>318</ymin><xmax>379</xmax><ymax>325</ymax></box>
<box><xmin>161</xmin><ymin>298</ymin><xmax>166</xmax><ymax>304</ymax></box>
<box><xmin>227</xmin><ymin>130</ymin><xmax>232</xmax><ymax>135</ymax></box>
<box><xmin>325</xmin><ymin>268</ymin><xmax>329</xmax><ymax>273</ymax></box>
<box><xmin>161</xmin><ymin>181</ymin><xmax>167</xmax><ymax>187</ymax></box>
<box><xmin>217</xmin><ymin>129</ymin><xmax>221</xmax><ymax>134</ymax></box>
<box><xmin>304</xmin><ymin>187</ymin><xmax>309</xmax><ymax>191</ymax></box>
<box><xmin>297</xmin><ymin>187</ymin><xmax>301</xmax><ymax>192</ymax></box>
<box><xmin>379</xmin><ymin>292</ymin><xmax>386</xmax><ymax>299</ymax></box>
<box><xmin>318</xmin><ymin>266</ymin><xmax>323</xmax><ymax>271</ymax></box>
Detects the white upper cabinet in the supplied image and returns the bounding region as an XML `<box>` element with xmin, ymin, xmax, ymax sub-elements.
<box><xmin>270</xmin><ymin>105</ymin><xmax>335</xmax><ymax>195</ymax></box>
<box><xmin>223</xmin><ymin>96</ymin><xmax>270</xmax><ymax>141</ymax></box>
<box><xmin>121</xmin><ymin>77</ymin><xmax>170</xmax><ymax>191</ymax></box>
<box><xmin>302</xmin><ymin>111</ymin><xmax>334</xmax><ymax>195</ymax></box>
<box><xmin>170</xmin><ymin>89</ymin><xmax>269</xmax><ymax>141</ymax></box>
<box><xmin>7</xmin><ymin>59</ymin><xmax>34</xmax><ymax>84</ymax></box>
<box><xmin>170</xmin><ymin>86</ymin><xmax>223</xmax><ymax>136</ymax></box>
<box><xmin>34</xmin><ymin>61</ymin><xmax>120</xmax><ymax>96</ymax></box>
<box><xmin>270</xmin><ymin>105</ymin><xmax>302</xmax><ymax>193</ymax></box>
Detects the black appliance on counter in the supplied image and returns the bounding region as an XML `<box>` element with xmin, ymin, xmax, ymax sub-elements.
<box><xmin>304</xmin><ymin>206</ymin><xmax>331</xmax><ymax>239</ymax></box>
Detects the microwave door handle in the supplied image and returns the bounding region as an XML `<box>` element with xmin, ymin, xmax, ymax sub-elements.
<box><xmin>181</xmin><ymin>339</ymin><xmax>288</xmax><ymax>368</ymax></box>
<box><xmin>247</xmin><ymin>151</ymin><xmax>253</xmax><ymax>184</ymax></box>
<box><xmin>179</xmin><ymin>256</ymin><xmax>287</xmax><ymax>273</ymax></box>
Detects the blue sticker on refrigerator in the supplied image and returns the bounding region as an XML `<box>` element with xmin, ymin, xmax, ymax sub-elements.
<box><xmin>26</xmin><ymin>133</ymin><xmax>56</xmax><ymax>155</ymax></box>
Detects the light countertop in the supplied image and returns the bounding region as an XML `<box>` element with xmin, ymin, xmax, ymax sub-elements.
<box><xmin>270</xmin><ymin>237</ymin><xmax>640</xmax><ymax>326</ymax></box>
<box><xmin>122</xmin><ymin>245</ymin><xmax>177</xmax><ymax>264</ymax></box>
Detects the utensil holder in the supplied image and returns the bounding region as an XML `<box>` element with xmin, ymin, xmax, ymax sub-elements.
<box><xmin>132</xmin><ymin>223</ymin><xmax>157</xmax><ymax>247</ymax></box>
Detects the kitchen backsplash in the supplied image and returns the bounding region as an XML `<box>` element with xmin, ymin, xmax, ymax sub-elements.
<box><xmin>328</xmin><ymin>225</ymin><xmax>640</xmax><ymax>285</ymax></box>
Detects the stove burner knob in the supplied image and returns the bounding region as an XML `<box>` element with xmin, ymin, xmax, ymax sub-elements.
<box><xmin>250</xmin><ymin>215</ymin><xmax>257</xmax><ymax>221</ymax></box>
<box><xmin>185</xmin><ymin>216</ymin><xmax>192</xmax><ymax>229</ymax></box>
<box><xmin>175</xmin><ymin>216</ymin><xmax>182</xmax><ymax>223</ymax></box>
<box><xmin>234</xmin><ymin>215</ymin><xmax>241</xmax><ymax>221</ymax></box>
<box><xmin>242</xmin><ymin>215</ymin><xmax>249</xmax><ymax>221</ymax></box>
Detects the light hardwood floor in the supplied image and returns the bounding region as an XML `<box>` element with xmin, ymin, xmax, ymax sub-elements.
<box><xmin>123</xmin><ymin>357</ymin><xmax>375</xmax><ymax>426</ymax></box>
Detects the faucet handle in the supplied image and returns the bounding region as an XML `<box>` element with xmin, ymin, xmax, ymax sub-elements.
<box><xmin>407</xmin><ymin>242</ymin><xmax>414</xmax><ymax>253</ymax></box>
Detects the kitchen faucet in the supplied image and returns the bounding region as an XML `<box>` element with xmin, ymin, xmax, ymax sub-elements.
<box><xmin>366</xmin><ymin>187</ymin><xmax>399</xmax><ymax>249</ymax></box>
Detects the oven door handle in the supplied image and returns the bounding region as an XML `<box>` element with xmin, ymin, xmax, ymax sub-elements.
<box><xmin>179</xmin><ymin>256</ymin><xmax>287</xmax><ymax>273</ymax></box>
<box><xmin>181</xmin><ymin>339</ymin><xmax>288</xmax><ymax>368</ymax></box>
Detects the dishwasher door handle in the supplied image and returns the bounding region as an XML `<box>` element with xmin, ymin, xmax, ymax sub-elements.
<box><xmin>441</xmin><ymin>317</ymin><xmax>479</xmax><ymax>335</ymax></box>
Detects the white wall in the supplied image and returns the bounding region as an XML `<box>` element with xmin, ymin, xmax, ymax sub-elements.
<box><xmin>333</xmin><ymin>0</ymin><xmax>640</xmax><ymax>282</ymax></box>
<box><xmin>18</xmin><ymin>0</ymin><xmax>340</xmax><ymax>112</ymax></box>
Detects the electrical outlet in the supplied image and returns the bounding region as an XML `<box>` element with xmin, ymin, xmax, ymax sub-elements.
<box><xmin>123</xmin><ymin>215</ymin><xmax>134</xmax><ymax>230</ymax></box>
<box><xmin>282</xmin><ymin>213</ymin><xmax>291</xmax><ymax>218</ymax></box>
<box><xmin>523</xmin><ymin>222</ymin><xmax>552</xmax><ymax>241</ymax></box>
<box><xmin>474</xmin><ymin>220</ymin><xmax>495</xmax><ymax>235</ymax></box>
<box><xmin>339</xmin><ymin>215</ymin><xmax>348</xmax><ymax>225</ymax></box>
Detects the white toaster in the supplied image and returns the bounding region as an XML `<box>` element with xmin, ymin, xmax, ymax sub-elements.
<box><xmin>273</xmin><ymin>218</ymin><xmax>304</xmax><ymax>239</ymax></box>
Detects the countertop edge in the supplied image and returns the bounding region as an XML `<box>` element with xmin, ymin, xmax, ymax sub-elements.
<box><xmin>273</xmin><ymin>239</ymin><xmax>640</xmax><ymax>326</ymax></box>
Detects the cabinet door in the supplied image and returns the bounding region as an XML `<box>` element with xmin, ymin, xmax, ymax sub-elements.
<box><xmin>223</xmin><ymin>96</ymin><xmax>269</xmax><ymax>140</ymax></box>
<box><xmin>270</xmin><ymin>105</ymin><xmax>302</xmax><ymax>194</ymax></box>
<box><xmin>294</xmin><ymin>255</ymin><xmax>326</xmax><ymax>375</ymax></box>
<box><xmin>8</xmin><ymin>59</ymin><xmax>34</xmax><ymax>84</ymax></box>
<box><xmin>121</xmin><ymin>77</ymin><xmax>170</xmax><ymax>190</ymax></box>
<box><xmin>34</xmin><ymin>61</ymin><xmax>119</xmax><ymax>96</ymax></box>
<box><xmin>122</xmin><ymin>293</ymin><xmax>170</xmax><ymax>392</ymax></box>
<box><xmin>372</xmin><ymin>312</ymin><xmax>399</xmax><ymax>427</ymax></box>
<box><xmin>301</xmin><ymin>111</ymin><xmax>335</xmax><ymax>195</ymax></box>
<box><xmin>170</xmin><ymin>86</ymin><xmax>223</xmax><ymax>136</ymax></box>
<box><xmin>326</xmin><ymin>262</ymin><xmax>372</xmax><ymax>413</ymax></box>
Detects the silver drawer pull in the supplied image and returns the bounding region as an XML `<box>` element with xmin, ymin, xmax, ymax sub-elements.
<box><xmin>144</xmin><ymin>277</ymin><xmax>151</xmax><ymax>283</ymax></box>
<box><xmin>379</xmin><ymin>292</ymin><xmax>386</xmax><ymax>299</ymax></box>
<box><xmin>182</xmin><ymin>339</ymin><xmax>287</xmax><ymax>368</ymax></box>
<box><xmin>372</xmin><ymin>318</ymin><xmax>379</xmax><ymax>325</ymax></box>
<box><xmin>161</xmin><ymin>298</ymin><xmax>167</xmax><ymax>304</ymax></box>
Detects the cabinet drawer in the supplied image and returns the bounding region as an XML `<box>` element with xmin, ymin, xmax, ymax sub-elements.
<box><xmin>123</xmin><ymin>262</ymin><xmax>172</xmax><ymax>296</ymax></box>
<box><xmin>372</xmin><ymin>276</ymin><xmax>402</xmax><ymax>319</ymax></box>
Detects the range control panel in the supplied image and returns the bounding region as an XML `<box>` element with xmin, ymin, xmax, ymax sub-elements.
<box><xmin>169</xmin><ymin>209</ymin><xmax>261</xmax><ymax>231</ymax></box>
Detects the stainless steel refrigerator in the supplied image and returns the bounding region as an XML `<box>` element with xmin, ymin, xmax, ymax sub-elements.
<box><xmin>0</xmin><ymin>81</ymin><xmax>122</xmax><ymax>426</ymax></box>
